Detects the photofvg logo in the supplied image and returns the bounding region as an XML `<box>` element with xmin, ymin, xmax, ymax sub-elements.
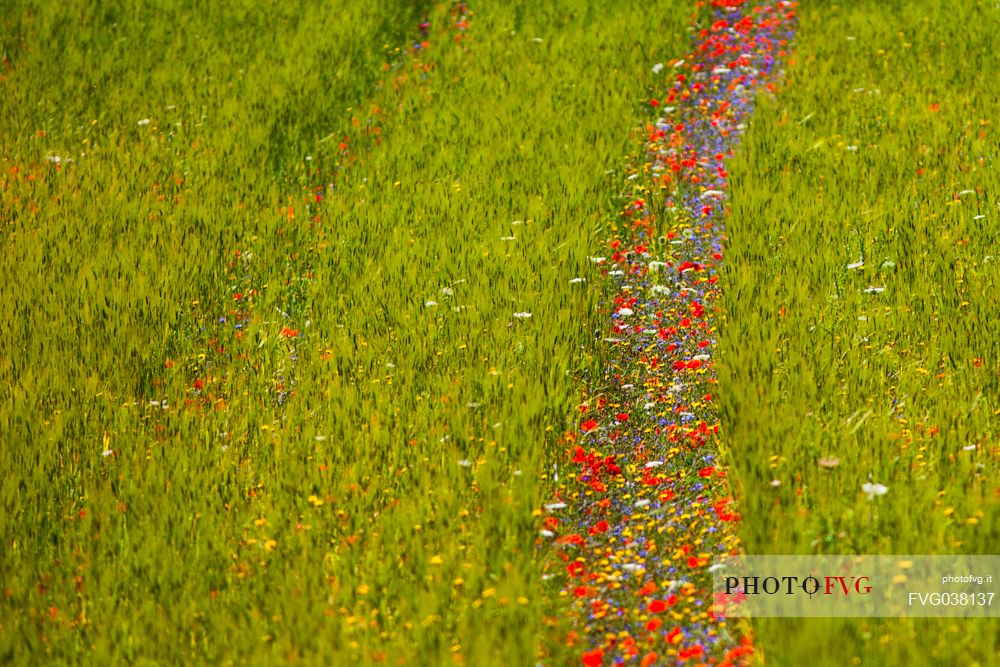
<box><xmin>711</xmin><ymin>555</ymin><xmax>1000</xmax><ymax>618</ymax></box>
<box><xmin>722</xmin><ymin>572</ymin><xmax>872</xmax><ymax>597</ymax></box>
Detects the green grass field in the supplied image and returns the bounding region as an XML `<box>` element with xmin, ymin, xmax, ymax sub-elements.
<box><xmin>1</xmin><ymin>0</ymin><xmax>997</xmax><ymax>665</ymax></box>
<box><xmin>720</xmin><ymin>1</ymin><xmax>999</xmax><ymax>664</ymax></box>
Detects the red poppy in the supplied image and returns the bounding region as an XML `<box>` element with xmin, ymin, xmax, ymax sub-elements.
<box><xmin>581</xmin><ymin>648</ymin><xmax>604</xmax><ymax>667</ymax></box>
<box><xmin>638</xmin><ymin>581</ymin><xmax>657</xmax><ymax>596</ymax></box>
<box><xmin>581</xmin><ymin>419</ymin><xmax>598</xmax><ymax>433</ymax></box>
<box><xmin>679</xmin><ymin>645</ymin><xmax>704</xmax><ymax>660</ymax></box>
<box><xmin>726</xmin><ymin>643</ymin><xmax>754</xmax><ymax>661</ymax></box>
<box><xmin>588</xmin><ymin>520</ymin><xmax>610</xmax><ymax>535</ymax></box>
<box><xmin>648</xmin><ymin>599</ymin><xmax>668</xmax><ymax>613</ymax></box>
<box><xmin>604</xmin><ymin>456</ymin><xmax>621</xmax><ymax>475</ymax></box>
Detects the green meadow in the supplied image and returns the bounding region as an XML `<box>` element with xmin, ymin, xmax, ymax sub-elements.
<box><xmin>720</xmin><ymin>1</ymin><xmax>999</xmax><ymax>665</ymax></box>
<box><xmin>1</xmin><ymin>1</ymin><xmax>997</xmax><ymax>666</ymax></box>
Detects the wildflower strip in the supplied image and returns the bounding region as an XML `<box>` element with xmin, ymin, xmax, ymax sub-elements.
<box><xmin>541</xmin><ymin>2</ymin><xmax>797</xmax><ymax>665</ymax></box>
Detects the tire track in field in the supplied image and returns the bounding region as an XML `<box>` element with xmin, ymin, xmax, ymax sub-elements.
<box><xmin>540</xmin><ymin>2</ymin><xmax>796</xmax><ymax>665</ymax></box>
<box><xmin>167</xmin><ymin>4</ymin><xmax>472</xmax><ymax>425</ymax></box>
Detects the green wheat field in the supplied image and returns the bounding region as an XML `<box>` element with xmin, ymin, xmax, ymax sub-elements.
<box><xmin>1</xmin><ymin>1</ymin><xmax>997</xmax><ymax>665</ymax></box>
